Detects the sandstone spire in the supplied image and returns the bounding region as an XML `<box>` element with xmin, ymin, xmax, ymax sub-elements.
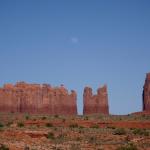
<box><xmin>83</xmin><ymin>85</ymin><xmax>109</xmax><ymax>115</ymax></box>
<box><xmin>143</xmin><ymin>73</ymin><xmax>150</xmax><ymax>111</ymax></box>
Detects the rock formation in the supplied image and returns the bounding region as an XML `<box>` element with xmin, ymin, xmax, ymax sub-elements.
<box><xmin>83</xmin><ymin>85</ymin><xmax>109</xmax><ymax>115</ymax></box>
<box><xmin>143</xmin><ymin>73</ymin><xmax>150</xmax><ymax>111</ymax></box>
<box><xmin>0</xmin><ymin>82</ymin><xmax>77</xmax><ymax>115</ymax></box>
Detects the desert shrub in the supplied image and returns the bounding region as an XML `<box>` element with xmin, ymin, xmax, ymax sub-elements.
<box><xmin>69</xmin><ymin>123</ymin><xmax>79</xmax><ymax>128</ymax></box>
<box><xmin>140</xmin><ymin>142</ymin><xmax>150</xmax><ymax>149</ymax></box>
<box><xmin>54</xmin><ymin>134</ymin><xmax>66</xmax><ymax>144</ymax></box>
<box><xmin>107</xmin><ymin>126</ymin><xmax>116</xmax><ymax>129</ymax></box>
<box><xmin>25</xmin><ymin>115</ymin><xmax>29</xmax><ymax>120</ymax></box>
<box><xmin>54</xmin><ymin>114</ymin><xmax>59</xmax><ymax>118</ymax></box>
<box><xmin>70</xmin><ymin>144</ymin><xmax>81</xmax><ymax>150</ymax></box>
<box><xmin>36</xmin><ymin>124</ymin><xmax>40</xmax><ymax>128</ymax></box>
<box><xmin>0</xmin><ymin>144</ymin><xmax>9</xmax><ymax>150</ymax></box>
<box><xmin>33</xmin><ymin>118</ymin><xmax>36</xmax><ymax>121</ymax></box>
<box><xmin>6</xmin><ymin>121</ymin><xmax>13</xmax><ymax>127</ymax></box>
<box><xmin>80</xmin><ymin>130</ymin><xmax>84</xmax><ymax>134</ymax></box>
<box><xmin>0</xmin><ymin>122</ymin><xmax>4</xmax><ymax>128</ymax></box>
<box><xmin>132</xmin><ymin>128</ymin><xmax>149</xmax><ymax>136</ymax></box>
<box><xmin>113</xmin><ymin>128</ymin><xmax>126</xmax><ymax>135</ymax></box>
<box><xmin>47</xmin><ymin>132</ymin><xmax>55</xmax><ymax>139</ymax></box>
<box><xmin>130</xmin><ymin>128</ymin><xmax>134</xmax><ymax>130</ymax></box>
<box><xmin>17</xmin><ymin>122</ymin><xmax>24</xmax><ymax>127</ymax></box>
<box><xmin>84</xmin><ymin>116</ymin><xmax>89</xmax><ymax>120</ymax></box>
<box><xmin>24</xmin><ymin>145</ymin><xmax>30</xmax><ymax>150</ymax></box>
<box><xmin>116</xmin><ymin>143</ymin><xmax>138</xmax><ymax>150</ymax></box>
<box><xmin>54</xmin><ymin>127</ymin><xmax>57</xmax><ymax>131</ymax></box>
<box><xmin>57</xmin><ymin>133</ymin><xmax>65</xmax><ymax>139</ymax></box>
<box><xmin>88</xmin><ymin>136</ymin><xmax>97</xmax><ymax>144</ymax></box>
<box><xmin>79</xmin><ymin>125</ymin><xmax>84</xmax><ymax>129</ymax></box>
<box><xmin>46</xmin><ymin>122</ymin><xmax>53</xmax><ymax>127</ymax></box>
<box><xmin>76</xmin><ymin>137</ymin><xmax>82</xmax><ymax>141</ymax></box>
<box><xmin>62</xmin><ymin>118</ymin><xmax>66</xmax><ymax>123</ymax></box>
<box><xmin>51</xmin><ymin>146</ymin><xmax>62</xmax><ymax>150</ymax></box>
<box><xmin>41</xmin><ymin>116</ymin><xmax>47</xmax><ymax>120</ymax></box>
<box><xmin>90</xmin><ymin>124</ymin><xmax>99</xmax><ymax>129</ymax></box>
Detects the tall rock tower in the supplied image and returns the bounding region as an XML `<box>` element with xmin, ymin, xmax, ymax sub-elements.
<box><xmin>143</xmin><ymin>73</ymin><xmax>150</xmax><ymax>111</ymax></box>
<box><xmin>83</xmin><ymin>85</ymin><xmax>109</xmax><ymax>115</ymax></box>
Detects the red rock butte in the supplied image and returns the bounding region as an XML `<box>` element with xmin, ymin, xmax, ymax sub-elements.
<box><xmin>143</xmin><ymin>73</ymin><xmax>150</xmax><ymax>111</ymax></box>
<box><xmin>83</xmin><ymin>85</ymin><xmax>109</xmax><ymax>115</ymax></box>
<box><xmin>0</xmin><ymin>82</ymin><xmax>77</xmax><ymax>115</ymax></box>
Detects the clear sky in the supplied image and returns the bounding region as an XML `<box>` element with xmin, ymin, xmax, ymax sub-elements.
<box><xmin>0</xmin><ymin>0</ymin><xmax>150</xmax><ymax>114</ymax></box>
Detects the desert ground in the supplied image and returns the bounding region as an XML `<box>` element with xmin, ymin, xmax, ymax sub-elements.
<box><xmin>0</xmin><ymin>112</ymin><xmax>150</xmax><ymax>150</ymax></box>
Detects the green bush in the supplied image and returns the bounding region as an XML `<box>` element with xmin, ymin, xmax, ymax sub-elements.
<box><xmin>45</xmin><ymin>122</ymin><xmax>53</xmax><ymax>127</ymax></box>
<box><xmin>69</xmin><ymin>123</ymin><xmax>79</xmax><ymax>128</ymax></box>
<box><xmin>70</xmin><ymin>144</ymin><xmax>81</xmax><ymax>150</ymax></box>
<box><xmin>33</xmin><ymin>118</ymin><xmax>36</xmax><ymax>121</ymax></box>
<box><xmin>116</xmin><ymin>143</ymin><xmax>138</xmax><ymax>150</ymax></box>
<box><xmin>6</xmin><ymin>121</ymin><xmax>13</xmax><ymax>127</ymax></box>
<box><xmin>62</xmin><ymin>118</ymin><xmax>66</xmax><ymax>123</ymax></box>
<box><xmin>0</xmin><ymin>144</ymin><xmax>9</xmax><ymax>150</ymax></box>
<box><xmin>54</xmin><ymin>114</ymin><xmax>59</xmax><ymax>118</ymax></box>
<box><xmin>113</xmin><ymin>128</ymin><xmax>126</xmax><ymax>135</ymax></box>
<box><xmin>47</xmin><ymin>132</ymin><xmax>55</xmax><ymax>139</ymax></box>
<box><xmin>79</xmin><ymin>125</ymin><xmax>84</xmax><ymax>129</ymax></box>
<box><xmin>17</xmin><ymin>122</ymin><xmax>24</xmax><ymax>127</ymax></box>
<box><xmin>132</xmin><ymin>128</ymin><xmax>149</xmax><ymax>136</ymax></box>
<box><xmin>41</xmin><ymin>116</ymin><xmax>47</xmax><ymax>120</ymax></box>
<box><xmin>107</xmin><ymin>126</ymin><xmax>116</xmax><ymax>129</ymax></box>
<box><xmin>88</xmin><ymin>136</ymin><xmax>97</xmax><ymax>144</ymax></box>
<box><xmin>0</xmin><ymin>122</ymin><xmax>4</xmax><ymax>128</ymax></box>
<box><xmin>25</xmin><ymin>115</ymin><xmax>29</xmax><ymax>120</ymax></box>
<box><xmin>84</xmin><ymin>116</ymin><xmax>89</xmax><ymax>120</ymax></box>
<box><xmin>76</xmin><ymin>137</ymin><xmax>81</xmax><ymax>141</ymax></box>
<box><xmin>90</xmin><ymin>124</ymin><xmax>99</xmax><ymax>129</ymax></box>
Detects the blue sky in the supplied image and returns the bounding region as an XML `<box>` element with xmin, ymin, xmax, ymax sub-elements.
<box><xmin>0</xmin><ymin>0</ymin><xmax>150</xmax><ymax>114</ymax></box>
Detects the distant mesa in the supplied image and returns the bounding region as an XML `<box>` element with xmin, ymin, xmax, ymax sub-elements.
<box><xmin>0</xmin><ymin>82</ymin><xmax>77</xmax><ymax>115</ymax></box>
<box><xmin>0</xmin><ymin>72</ymin><xmax>149</xmax><ymax>115</ymax></box>
<box><xmin>83</xmin><ymin>85</ymin><xmax>109</xmax><ymax>115</ymax></box>
<box><xmin>143</xmin><ymin>73</ymin><xmax>150</xmax><ymax>112</ymax></box>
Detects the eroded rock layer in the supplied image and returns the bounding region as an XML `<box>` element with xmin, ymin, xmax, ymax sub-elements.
<box><xmin>83</xmin><ymin>85</ymin><xmax>109</xmax><ymax>115</ymax></box>
<box><xmin>0</xmin><ymin>82</ymin><xmax>77</xmax><ymax>115</ymax></box>
<box><xmin>143</xmin><ymin>73</ymin><xmax>150</xmax><ymax>111</ymax></box>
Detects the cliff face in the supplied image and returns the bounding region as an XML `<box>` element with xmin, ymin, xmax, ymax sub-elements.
<box><xmin>0</xmin><ymin>82</ymin><xmax>77</xmax><ymax>115</ymax></box>
<box><xmin>83</xmin><ymin>85</ymin><xmax>109</xmax><ymax>115</ymax></box>
<box><xmin>143</xmin><ymin>73</ymin><xmax>150</xmax><ymax>111</ymax></box>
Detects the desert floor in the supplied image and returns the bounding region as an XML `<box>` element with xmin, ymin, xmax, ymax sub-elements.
<box><xmin>0</xmin><ymin>112</ymin><xmax>150</xmax><ymax>150</ymax></box>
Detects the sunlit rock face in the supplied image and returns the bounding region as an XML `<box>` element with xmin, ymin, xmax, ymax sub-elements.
<box><xmin>0</xmin><ymin>82</ymin><xmax>77</xmax><ymax>115</ymax></box>
<box><xmin>83</xmin><ymin>85</ymin><xmax>109</xmax><ymax>115</ymax></box>
<box><xmin>143</xmin><ymin>73</ymin><xmax>150</xmax><ymax>111</ymax></box>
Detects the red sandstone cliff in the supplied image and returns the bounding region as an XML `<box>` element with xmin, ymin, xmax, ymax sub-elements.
<box><xmin>0</xmin><ymin>82</ymin><xmax>77</xmax><ymax>115</ymax></box>
<box><xmin>83</xmin><ymin>85</ymin><xmax>109</xmax><ymax>115</ymax></box>
<box><xmin>143</xmin><ymin>73</ymin><xmax>150</xmax><ymax>111</ymax></box>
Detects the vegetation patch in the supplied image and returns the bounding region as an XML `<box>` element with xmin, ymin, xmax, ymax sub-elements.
<box><xmin>0</xmin><ymin>144</ymin><xmax>9</xmax><ymax>150</ymax></box>
<box><xmin>45</xmin><ymin>122</ymin><xmax>53</xmax><ymax>127</ymax></box>
<box><xmin>132</xmin><ymin>128</ymin><xmax>149</xmax><ymax>136</ymax></box>
<box><xmin>47</xmin><ymin>132</ymin><xmax>55</xmax><ymax>139</ymax></box>
<box><xmin>17</xmin><ymin>122</ymin><xmax>24</xmax><ymax>127</ymax></box>
<box><xmin>90</xmin><ymin>124</ymin><xmax>99</xmax><ymax>129</ymax></box>
<box><xmin>0</xmin><ymin>123</ymin><xmax>4</xmax><ymax>128</ymax></box>
<box><xmin>113</xmin><ymin>128</ymin><xmax>126</xmax><ymax>135</ymax></box>
<box><xmin>25</xmin><ymin>115</ymin><xmax>29</xmax><ymax>120</ymax></box>
<box><xmin>6</xmin><ymin>121</ymin><xmax>13</xmax><ymax>127</ymax></box>
<box><xmin>69</xmin><ymin>123</ymin><xmax>79</xmax><ymax>128</ymax></box>
<box><xmin>41</xmin><ymin>116</ymin><xmax>47</xmax><ymax>120</ymax></box>
<box><xmin>116</xmin><ymin>143</ymin><xmax>138</xmax><ymax>150</ymax></box>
